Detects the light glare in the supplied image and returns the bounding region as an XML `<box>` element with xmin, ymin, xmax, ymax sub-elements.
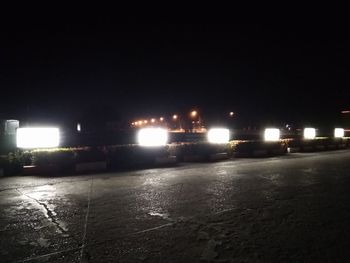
<box><xmin>334</xmin><ymin>128</ymin><xmax>344</xmax><ymax>138</ymax></box>
<box><xmin>17</xmin><ymin>127</ymin><xmax>60</xmax><ymax>148</ymax></box>
<box><xmin>264</xmin><ymin>128</ymin><xmax>280</xmax><ymax>141</ymax></box>
<box><xmin>137</xmin><ymin>128</ymin><xmax>168</xmax><ymax>146</ymax></box>
<box><xmin>207</xmin><ymin>128</ymin><xmax>230</xmax><ymax>144</ymax></box>
<box><xmin>304</xmin><ymin>128</ymin><xmax>316</xmax><ymax>139</ymax></box>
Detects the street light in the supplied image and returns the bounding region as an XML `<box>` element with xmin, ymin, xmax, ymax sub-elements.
<box><xmin>172</xmin><ymin>114</ymin><xmax>183</xmax><ymax>130</ymax></box>
<box><xmin>160</xmin><ymin>117</ymin><xmax>164</xmax><ymax>122</ymax></box>
<box><xmin>190</xmin><ymin>110</ymin><xmax>201</xmax><ymax>132</ymax></box>
<box><xmin>151</xmin><ymin>118</ymin><xmax>156</xmax><ymax>123</ymax></box>
<box><xmin>229</xmin><ymin>111</ymin><xmax>234</xmax><ymax>117</ymax></box>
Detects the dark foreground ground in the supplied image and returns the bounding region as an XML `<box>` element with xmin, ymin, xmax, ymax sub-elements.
<box><xmin>1</xmin><ymin>150</ymin><xmax>350</xmax><ymax>262</ymax></box>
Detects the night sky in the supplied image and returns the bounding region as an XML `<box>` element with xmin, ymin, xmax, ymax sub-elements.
<box><xmin>1</xmin><ymin>13</ymin><xmax>349</xmax><ymax>126</ymax></box>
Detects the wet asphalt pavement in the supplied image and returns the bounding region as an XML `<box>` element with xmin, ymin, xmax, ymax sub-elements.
<box><xmin>1</xmin><ymin>150</ymin><xmax>350</xmax><ymax>262</ymax></box>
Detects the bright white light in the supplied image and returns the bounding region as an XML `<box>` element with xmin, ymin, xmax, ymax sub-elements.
<box><xmin>17</xmin><ymin>127</ymin><xmax>60</xmax><ymax>148</ymax></box>
<box><xmin>334</xmin><ymin>128</ymin><xmax>345</xmax><ymax>138</ymax></box>
<box><xmin>137</xmin><ymin>128</ymin><xmax>168</xmax><ymax>146</ymax></box>
<box><xmin>264</xmin><ymin>128</ymin><xmax>280</xmax><ymax>141</ymax></box>
<box><xmin>207</xmin><ymin>128</ymin><xmax>230</xmax><ymax>144</ymax></box>
<box><xmin>304</xmin><ymin>128</ymin><xmax>316</xmax><ymax>139</ymax></box>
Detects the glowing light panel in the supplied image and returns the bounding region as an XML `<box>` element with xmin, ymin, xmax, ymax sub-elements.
<box><xmin>334</xmin><ymin>128</ymin><xmax>345</xmax><ymax>138</ymax></box>
<box><xmin>304</xmin><ymin>128</ymin><xmax>316</xmax><ymax>139</ymax></box>
<box><xmin>207</xmin><ymin>128</ymin><xmax>230</xmax><ymax>144</ymax></box>
<box><xmin>17</xmin><ymin>127</ymin><xmax>60</xmax><ymax>148</ymax></box>
<box><xmin>137</xmin><ymin>128</ymin><xmax>168</xmax><ymax>146</ymax></box>
<box><xmin>264</xmin><ymin>128</ymin><xmax>280</xmax><ymax>142</ymax></box>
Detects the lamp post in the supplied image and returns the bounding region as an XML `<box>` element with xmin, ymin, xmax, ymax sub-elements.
<box><xmin>172</xmin><ymin>114</ymin><xmax>182</xmax><ymax>131</ymax></box>
<box><xmin>190</xmin><ymin>110</ymin><xmax>201</xmax><ymax>132</ymax></box>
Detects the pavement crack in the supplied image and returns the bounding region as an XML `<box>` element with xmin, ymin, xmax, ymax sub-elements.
<box><xmin>16</xmin><ymin>188</ymin><xmax>68</xmax><ymax>234</ymax></box>
<box><xmin>18</xmin><ymin>246</ymin><xmax>82</xmax><ymax>263</ymax></box>
<box><xmin>79</xmin><ymin>175</ymin><xmax>94</xmax><ymax>263</ymax></box>
<box><xmin>130</xmin><ymin>222</ymin><xmax>174</xmax><ymax>235</ymax></box>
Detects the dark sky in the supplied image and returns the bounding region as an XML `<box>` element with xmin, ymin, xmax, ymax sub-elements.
<box><xmin>1</xmin><ymin>13</ymin><xmax>349</xmax><ymax>125</ymax></box>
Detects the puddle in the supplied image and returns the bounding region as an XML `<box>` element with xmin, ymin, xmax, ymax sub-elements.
<box><xmin>148</xmin><ymin>211</ymin><xmax>171</xmax><ymax>221</ymax></box>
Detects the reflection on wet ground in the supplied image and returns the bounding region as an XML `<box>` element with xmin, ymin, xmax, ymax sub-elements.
<box><xmin>1</xmin><ymin>150</ymin><xmax>350</xmax><ymax>262</ymax></box>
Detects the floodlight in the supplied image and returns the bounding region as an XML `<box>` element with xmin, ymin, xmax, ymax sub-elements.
<box><xmin>264</xmin><ymin>128</ymin><xmax>280</xmax><ymax>142</ymax></box>
<box><xmin>304</xmin><ymin>128</ymin><xmax>316</xmax><ymax>139</ymax></box>
<box><xmin>17</xmin><ymin>127</ymin><xmax>60</xmax><ymax>148</ymax></box>
<box><xmin>207</xmin><ymin>128</ymin><xmax>230</xmax><ymax>144</ymax></box>
<box><xmin>334</xmin><ymin>128</ymin><xmax>345</xmax><ymax>138</ymax></box>
<box><xmin>137</xmin><ymin>128</ymin><xmax>168</xmax><ymax>146</ymax></box>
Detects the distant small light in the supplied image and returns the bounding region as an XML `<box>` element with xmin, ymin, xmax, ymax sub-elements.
<box><xmin>190</xmin><ymin>111</ymin><xmax>198</xmax><ymax>118</ymax></box>
<box><xmin>77</xmin><ymin>123</ymin><xmax>81</xmax><ymax>132</ymax></box>
<box><xmin>151</xmin><ymin>118</ymin><xmax>156</xmax><ymax>123</ymax></box>
<box><xmin>207</xmin><ymin>128</ymin><xmax>230</xmax><ymax>144</ymax></box>
<box><xmin>229</xmin><ymin>111</ymin><xmax>234</xmax><ymax>117</ymax></box>
<box><xmin>334</xmin><ymin>128</ymin><xmax>345</xmax><ymax>138</ymax></box>
<box><xmin>138</xmin><ymin>121</ymin><xmax>143</xmax><ymax>125</ymax></box>
<box><xmin>144</xmin><ymin>120</ymin><xmax>148</xmax><ymax>124</ymax></box>
<box><xmin>172</xmin><ymin>114</ymin><xmax>178</xmax><ymax>120</ymax></box>
<box><xmin>341</xmin><ymin>110</ymin><xmax>350</xmax><ymax>114</ymax></box>
<box><xmin>264</xmin><ymin>128</ymin><xmax>280</xmax><ymax>142</ymax></box>
<box><xmin>160</xmin><ymin>117</ymin><xmax>164</xmax><ymax>121</ymax></box>
<box><xmin>304</xmin><ymin>128</ymin><xmax>316</xmax><ymax>139</ymax></box>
